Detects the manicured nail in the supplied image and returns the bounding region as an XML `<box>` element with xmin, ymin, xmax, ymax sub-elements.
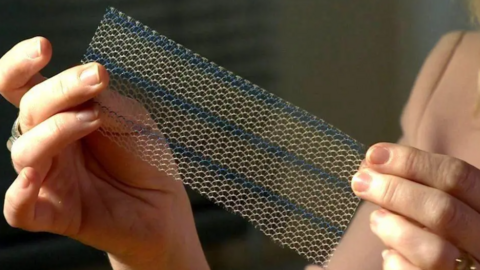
<box><xmin>77</xmin><ymin>105</ymin><xmax>99</xmax><ymax>122</ymax></box>
<box><xmin>80</xmin><ymin>65</ymin><xmax>100</xmax><ymax>86</ymax></box>
<box><xmin>368</xmin><ymin>146</ymin><xmax>390</xmax><ymax>165</ymax></box>
<box><xmin>382</xmin><ymin>250</ymin><xmax>391</xmax><ymax>260</ymax></box>
<box><xmin>352</xmin><ymin>171</ymin><xmax>372</xmax><ymax>193</ymax></box>
<box><xmin>25</xmin><ymin>38</ymin><xmax>41</xmax><ymax>59</ymax></box>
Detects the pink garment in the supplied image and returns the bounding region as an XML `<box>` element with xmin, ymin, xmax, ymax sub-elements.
<box><xmin>326</xmin><ymin>31</ymin><xmax>478</xmax><ymax>269</ymax></box>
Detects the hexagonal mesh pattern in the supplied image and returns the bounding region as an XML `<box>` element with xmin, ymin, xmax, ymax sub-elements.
<box><xmin>82</xmin><ymin>7</ymin><xmax>365</xmax><ymax>266</ymax></box>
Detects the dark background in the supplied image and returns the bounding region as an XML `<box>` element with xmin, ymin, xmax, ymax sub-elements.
<box><xmin>0</xmin><ymin>1</ymin><xmax>472</xmax><ymax>269</ymax></box>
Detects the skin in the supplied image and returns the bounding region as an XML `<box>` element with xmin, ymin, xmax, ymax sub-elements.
<box><xmin>0</xmin><ymin>37</ymin><xmax>210</xmax><ymax>270</ymax></box>
<box><xmin>4</xmin><ymin>36</ymin><xmax>480</xmax><ymax>270</ymax></box>
<box><xmin>308</xmin><ymin>143</ymin><xmax>480</xmax><ymax>270</ymax></box>
<box><xmin>355</xmin><ymin>143</ymin><xmax>480</xmax><ymax>270</ymax></box>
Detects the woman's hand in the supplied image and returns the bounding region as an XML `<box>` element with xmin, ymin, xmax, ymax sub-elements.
<box><xmin>1</xmin><ymin>37</ymin><xmax>209</xmax><ymax>270</ymax></box>
<box><xmin>353</xmin><ymin>142</ymin><xmax>480</xmax><ymax>270</ymax></box>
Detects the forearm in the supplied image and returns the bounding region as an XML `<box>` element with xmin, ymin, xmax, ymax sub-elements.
<box><xmin>326</xmin><ymin>137</ymin><xmax>407</xmax><ymax>269</ymax></box>
<box><xmin>326</xmin><ymin>201</ymin><xmax>384</xmax><ymax>270</ymax></box>
<box><xmin>111</xmin><ymin>193</ymin><xmax>209</xmax><ymax>270</ymax></box>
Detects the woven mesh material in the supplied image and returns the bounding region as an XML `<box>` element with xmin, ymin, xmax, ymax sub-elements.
<box><xmin>81</xmin><ymin>7</ymin><xmax>366</xmax><ymax>266</ymax></box>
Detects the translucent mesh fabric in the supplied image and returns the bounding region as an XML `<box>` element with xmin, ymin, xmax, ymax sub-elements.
<box><xmin>81</xmin><ymin>7</ymin><xmax>366</xmax><ymax>266</ymax></box>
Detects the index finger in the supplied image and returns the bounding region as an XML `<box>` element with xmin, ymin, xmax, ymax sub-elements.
<box><xmin>363</xmin><ymin>143</ymin><xmax>480</xmax><ymax>213</ymax></box>
<box><xmin>0</xmin><ymin>37</ymin><xmax>52</xmax><ymax>106</ymax></box>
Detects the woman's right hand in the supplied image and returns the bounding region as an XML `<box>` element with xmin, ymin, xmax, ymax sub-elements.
<box><xmin>1</xmin><ymin>37</ymin><xmax>209</xmax><ymax>270</ymax></box>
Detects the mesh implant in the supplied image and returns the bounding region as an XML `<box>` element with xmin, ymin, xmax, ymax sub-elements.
<box><xmin>81</xmin><ymin>7</ymin><xmax>366</xmax><ymax>266</ymax></box>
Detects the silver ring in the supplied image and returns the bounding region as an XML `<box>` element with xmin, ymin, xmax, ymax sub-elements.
<box><xmin>6</xmin><ymin>118</ymin><xmax>22</xmax><ymax>152</ymax></box>
<box><xmin>456</xmin><ymin>250</ymin><xmax>477</xmax><ymax>270</ymax></box>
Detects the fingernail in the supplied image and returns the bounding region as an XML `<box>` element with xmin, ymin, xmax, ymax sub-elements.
<box><xmin>368</xmin><ymin>146</ymin><xmax>390</xmax><ymax>165</ymax></box>
<box><xmin>371</xmin><ymin>209</ymin><xmax>387</xmax><ymax>227</ymax></box>
<box><xmin>80</xmin><ymin>65</ymin><xmax>100</xmax><ymax>86</ymax></box>
<box><xmin>382</xmin><ymin>250</ymin><xmax>391</xmax><ymax>260</ymax></box>
<box><xmin>76</xmin><ymin>105</ymin><xmax>99</xmax><ymax>122</ymax></box>
<box><xmin>352</xmin><ymin>171</ymin><xmax>372</xmax><ymax>193</ymax></box>
<box><xmin>25</xmin><ymin>39</ymin><xmax>41</xmax><ymax>59</ymax></box>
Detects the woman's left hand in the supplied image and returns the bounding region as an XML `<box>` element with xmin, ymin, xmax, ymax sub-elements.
<box><xmin>354</xmin><ymin>143</ymin><xmax>480</xmax><ymax>270</ymax></box>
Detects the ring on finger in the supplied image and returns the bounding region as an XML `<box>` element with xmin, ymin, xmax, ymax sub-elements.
<box><xmin>7</xmin><ymin>117</ymin><xmax>22</xmax><ymax>151</ymax></box>
<box><xmin>456</xmin><ymin>249</ymin><xmax>477</xmax><ymax>270</ymax></box>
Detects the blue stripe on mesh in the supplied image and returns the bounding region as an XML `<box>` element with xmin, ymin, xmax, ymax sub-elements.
<box><xmin>86</xmin><ymin>50</ymin><xmax>351</xmax><ymax>190</ymax></box>
<box><xmin>109</xmin><ymin>111</ymin><xmax>345</xmax><ymax>237</ymax></box>
<box><xmin>103</xmin><ymin>8</ymin><xmax>365</xmax><ymax>155</ymax></box>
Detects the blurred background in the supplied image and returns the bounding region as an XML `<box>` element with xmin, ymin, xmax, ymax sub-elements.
<box><xmin>0</xmin><ymin>0</ymin><xmax>474</xmax><ymax>269</ymax></box>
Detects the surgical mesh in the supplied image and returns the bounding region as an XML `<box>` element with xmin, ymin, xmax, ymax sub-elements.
<box><xmin>81</xmin><ymin>7</ymin><xmax>366</xmax><ymax>266</ymax></box>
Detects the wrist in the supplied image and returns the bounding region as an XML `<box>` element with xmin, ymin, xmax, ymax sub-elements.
<box><xmin>107</xmin><ymin>191</ymin><xmax>210</xmax><ymax>270</ymax></box>
<box><xmin>107</xmin><ymin>229</ymin><xmax>210</xmax><ymax>270</ymax></box>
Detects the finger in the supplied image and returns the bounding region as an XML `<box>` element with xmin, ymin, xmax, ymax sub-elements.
<box><xmin>382</xmin><ymin>250</ymin><xmax>421</xmax><ymax>270</ymax></box>
<box><xmin>83</xmin><ymin>90</ymin><xmax>182</xmax><ymax>191</ymax></box>
<box><xmin>11</xmin><ymin>104</ymin><xmax>101</xmax><ymax>175</ymax></box>
<box><xmin>371</xmin><ymin>209</ymin><xmax>459</xmax><ymax>270</ymax></box>
<box><xmin>363</xmin><ymin>143</ymin><xmax>480</xmax><ymax>212</ymax></box>
<box><xmin>3</xmin><ymin>167</ymin><xmax>43</xmax><ymax>231</ymax></box>
<box><xmin>352</xmin><ymin>168</ymin><xmax>480</xmax><ymax>260</ymax></box>
<box><xmin>19</xmin><ymin>62</ymin><xmax>108</xmax><ymax>132</ymax></box>
<box><xmin>0</xmin><ymin>37</ymin><xmax>51</xmax><ymax>106</ymax></box>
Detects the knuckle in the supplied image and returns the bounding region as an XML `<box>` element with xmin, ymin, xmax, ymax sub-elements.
<box><xmin>51</xmin><ymin>75</ymin><xmax>72</xmax><ymax>103</ymax></box>
<box><xmin>49</xmin><ymin>116</ymin><xmax>66</xmax><ymax>138</ymax></box>
<box><xmin>431</xmin><ymin>195</ymin><xmax>465</xmax><ymax>231</ymax></box>
<box><xmin>387</xmin><ymin>221</ymin><xmax>414</xmax><ymax>248</ymax></box>
<box><xmin>426</xmin><ymin>242</ymin><xmax>456</xmax><ymax>270</ymax></box>
<box><xmin>18</xmin><ymin>97</ymin><xmax>36</xmax><ymax>130</ymax></box>
<box><xmin>441</xmin><ymin>158</ymin><xmax>476</xmax><ymax>194</ymax></box>
<box><xmin>402</xmin><ymin>148</ymin><xmax>419</xmax><ymax>175</ymax></box>
<box><xmin>378</xmin><ymin>176</ymin><xmax>399</xmax><ymax>207</ymax></box>
<box><xmin>4</xmin><ymin>191</ymin><xmax>25</xmax><ymax>229</ymax></box>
